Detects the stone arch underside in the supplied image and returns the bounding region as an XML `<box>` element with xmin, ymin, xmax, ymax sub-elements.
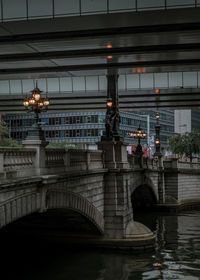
<box><xmin>131</xmin><ymin>184</ymin><xmax>157</xmax><ymax>211</ymax></box>
<box><xmin>47</xmin><ymin>190</ymin><xmax>104</xmax><ymax>234</ymax></box>
<box><xmin>130</xmin><ymin>173</ymin><xmax>158</xmax><ymax>199</ymax></box>
<box><xmin>0</xmin><ymin>190</ymin><xmax>41</xmax><ymax>229</ymax></box>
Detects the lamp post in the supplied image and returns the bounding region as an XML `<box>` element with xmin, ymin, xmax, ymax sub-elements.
<box><xmin>154</xmin><ymin>112</ymin><xmax>161</xmax><ymax>156</ymax></box>
<box><xmin>104</xmin><ymin>97</ymin><xmax>121</xmax><ymax>141</ymax></box>
<box><xmin>23</xmin><ymin>83</ymin><xmax>49</xmax><ymax>141</ymax></box>
<box><xmin>138</xmin><ymin>114</ymin><xmax>150</xmax><ymax>146</ymax></box>
<box><xmin>133</xmin><ymin>126</ymin><xmax>147</xmax><ymax>155</ymax></box>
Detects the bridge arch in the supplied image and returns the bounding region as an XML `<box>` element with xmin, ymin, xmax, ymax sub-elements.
<box><xmin>0</xmin><ymin>190</ymin><xmax>41</xmax><ymax>229</ymax></box>
<box><xmin>47</xmin><ymin>190</ymin><xmax>104</xmax><ymax>234</ymax></box>
<box><xmin>131</xmin><ymin>184</ymin><xmax>157</xmax><ymax>211</ymax></box>
<box><xmin>0</xmin><ymin>189</ymin><xmax>104</xmax><ymax>235</ymax></box>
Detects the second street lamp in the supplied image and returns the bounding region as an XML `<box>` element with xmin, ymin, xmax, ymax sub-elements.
<box><xmin>133</xmin><ymin>126</ymin><xmax>147</xmax><ymax>155</ymax></box>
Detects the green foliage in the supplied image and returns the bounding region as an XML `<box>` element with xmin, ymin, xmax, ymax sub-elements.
<box><xmin>46</xmin><ymin>142</ymin><xmax>83</xmax><ymax>149</ymax></box>
<box><xmin>0</xmin><ymin>120</ymin><xmax>21</xmax><ymax>147</ymax></box>
<box><xmin>169</xmin><ymin>131</ymin><xmax>200</xmax><ymax>161</ymax></box>
<box><xmin>0</xmin><ymin>120</ymin><xmax>9</xmax><ymax>138</ymax></box>
<box><xmin>0</xmin><ymin>138</ymin><xmax>21</xmax><ymax>147</ymax></box>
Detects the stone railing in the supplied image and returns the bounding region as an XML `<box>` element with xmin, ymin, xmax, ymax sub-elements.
<box><xmin>66</xmin><ymin>149</ymin><xmax>104</xmax><ymax>171</ymax></box>
<box><xmin>128</xmin><ymin>154</ymin><xmax>159</xmax><ymax>170</ymax></box>
<box><xmin>164</xmin><ymin>158</ymin><xmax>200</xmax><ymax>170</ymax></box>
<box><xmin>0</xmin><ymin>148</ymin><xmax>36</xmax><ymax>178</ymax></box>
<box><xmin>45</xmin><ymin>148</ymin><xmax>65</xmax><ymax>167</ymax></box>
<box><xmin>0</xmin><ymin>147</ymin><xmax>105</xmax><ymax>180</ymax></box>
<box><xmin>128</xmin><ymin>154</ymin><xmax>141</xmax><ymax>168</ymax></box>
<box><xmin>143</xmin><ymin>157</ymin><xmax>159</xmax><ymax>170</ymax></box>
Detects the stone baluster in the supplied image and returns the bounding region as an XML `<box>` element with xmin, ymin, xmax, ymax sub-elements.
<box><xmin>86</xmin><ymin>151</ymin><xmax>91</xmax><ymax>170</ymax></box>
<box><xmin>0</xmin><ymin>151</ymin><xmax>4</xmax><ymax>172</ymax></box>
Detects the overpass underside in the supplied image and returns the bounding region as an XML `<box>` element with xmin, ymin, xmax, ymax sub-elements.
<box><xmin>0</xmin><ymin>7</ymin><xmax>200</xmax><ymax>112</ymax></box>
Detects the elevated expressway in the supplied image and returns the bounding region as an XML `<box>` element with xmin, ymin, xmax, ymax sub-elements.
<box><xmin>0</xmin><ymin>7</ymin><xmax>200</xmax><ymax>112</ymax></box>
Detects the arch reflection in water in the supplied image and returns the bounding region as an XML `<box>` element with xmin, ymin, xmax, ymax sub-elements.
<box><xmin>1</xmin><ymin>211</ymin><xmax>200</xmax><ymax>279</ymax></box>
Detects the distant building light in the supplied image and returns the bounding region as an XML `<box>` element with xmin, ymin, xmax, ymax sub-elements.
<box><xmin>106</xmin><ymin>43</ymin><xmax>112</xmax><ymax>49</ymax></box>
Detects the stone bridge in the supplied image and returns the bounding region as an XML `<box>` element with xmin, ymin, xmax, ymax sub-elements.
<box><xmin>1</xmin><ymin>140</ymin><xmax>200</xmax><ymax>249</ymax></box>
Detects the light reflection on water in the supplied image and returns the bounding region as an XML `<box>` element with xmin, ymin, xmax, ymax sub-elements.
<box><xmin>2</xmin><ymin>211</ymin><xmax>200</xmax><ymax>280</ymax></box>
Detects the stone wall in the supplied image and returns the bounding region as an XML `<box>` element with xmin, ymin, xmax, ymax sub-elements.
<box><xmin>178</xmin><ymin>172</ymin><xmax>200</xmax><ymax>203</ymax></box>
<box><xmin>164</xmin><ymin>159</ymin><xmax>200</xmax><ymax>204</ymax></box>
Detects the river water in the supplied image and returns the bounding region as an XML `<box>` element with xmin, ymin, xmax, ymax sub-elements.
<box><xmin>2</xmin><ymin>210</ymin><xmax>200</xmax><ymax>280</ymax></box>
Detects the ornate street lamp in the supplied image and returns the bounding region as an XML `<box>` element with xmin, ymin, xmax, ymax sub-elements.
<box><xmin>133</xmin><ymin>126</ymin><xmax>147</xmax><ymax>154</ymax></box>
<box><xmin>23</xmin><ymin>83</ymin><xmax>50</xmax><ymax>141</ymax></box>
<box><xmin>23</xmin><ymin>83</ymin><xmax>49</xmax><ymax>117</ymax></box>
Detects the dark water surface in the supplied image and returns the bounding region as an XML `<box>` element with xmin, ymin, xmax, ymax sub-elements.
<box><xmin>2</xmin><ymin>211</ymin><xmax>200</xmax><ymax>280</ymax></box>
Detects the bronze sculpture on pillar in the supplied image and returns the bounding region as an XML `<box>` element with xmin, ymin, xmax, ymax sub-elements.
<box><xmin>103</xmin><ymin>71</ymin><xmax>122</xmax><ymax>141</ymax></box>
<box><xmin>105</xmin><ymin>98</ymin><xmax>121</xmax><ymax>140</ymax></box>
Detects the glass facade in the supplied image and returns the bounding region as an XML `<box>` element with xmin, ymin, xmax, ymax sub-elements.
<box><xmin>2</xmin><ymin>110</ymin><xmax>174</xmax><ymax>148</ymax></box>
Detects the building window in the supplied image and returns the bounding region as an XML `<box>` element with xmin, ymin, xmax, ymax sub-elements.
<box><xmin>49</xmin><ymin>118</ymin><xmax>61</xmax><ymax>125</ymax></box>
<box><xmin>76</xmin><ymin>129</ymin><xmax>80</xmax><ymax>137</ymax></box>
<box><xmin>87</xmin><ymin>129</ymin><xmax>91</xmax><ymax>136</ymax></box>
<box><xmin>86</xmin><ymin>116</ymin><xmax>91</xmax><ymax>123</ymax></box>
<box><xmin>76</xmin><ymin>116</ymin><xmax>81</xmax><ymax>124</ymax></box>
<box><xmin>65</xmin><ymin>117</ymin><xmax>70</xmax><ymax>124</ymax></box>
<box><xmin>55</xmin><ymin>131</ymin><xmax>60</xmax><ymax>138</ymax></box>
<box><xmin>65</xmin><ymin>130</ymin><xmax>70</xmax><ymax>137</ymax></box>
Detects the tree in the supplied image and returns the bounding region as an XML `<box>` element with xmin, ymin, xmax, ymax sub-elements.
<box><xmin>0</xmin><ymin>120</ymin><xmax>21</xmax><ymax>147</ymax></box>
<box><xmin>169</xmin><ymin>131</ymin><xmax>200</xmax><ymax>162</ymax></box>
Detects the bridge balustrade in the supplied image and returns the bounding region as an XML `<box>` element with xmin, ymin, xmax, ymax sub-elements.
<box><xmin>0</xmin><ymin>148</ymin><xmax>36</xmax><ymax>178</ymax></box>
<box><xmin>67</xmin><ymin>149</ymin><xmax>104</xmax><ymax>171</ymax></box>
<box><xmin>164</xmin><ymin>158</ymin><xmax>200</xmax><ymax>170</ymax></box>
<box><xmin>45</xmin><ymin>148</ymin><xmax>65</xmax><ymax>167</ymax></box>
<box><xmin>0</xmin><ymin>147</ymin><xmax>104</xmax><ymax>180</ymax></box>
<box><xmin>128</xmin><ymin>154</ymin><xmax>159</xmax><ymax>170</ymax></box>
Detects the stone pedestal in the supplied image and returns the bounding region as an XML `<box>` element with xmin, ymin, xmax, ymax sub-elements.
<box><xmin>22</xmin><ymin>139</ymin><xmax>48</xmax><ymax>175</ymax></box>
<box><xmin>98</xmin><ymin>140</ymin><xmax>129</xmax><ymax>169</ymax></box>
